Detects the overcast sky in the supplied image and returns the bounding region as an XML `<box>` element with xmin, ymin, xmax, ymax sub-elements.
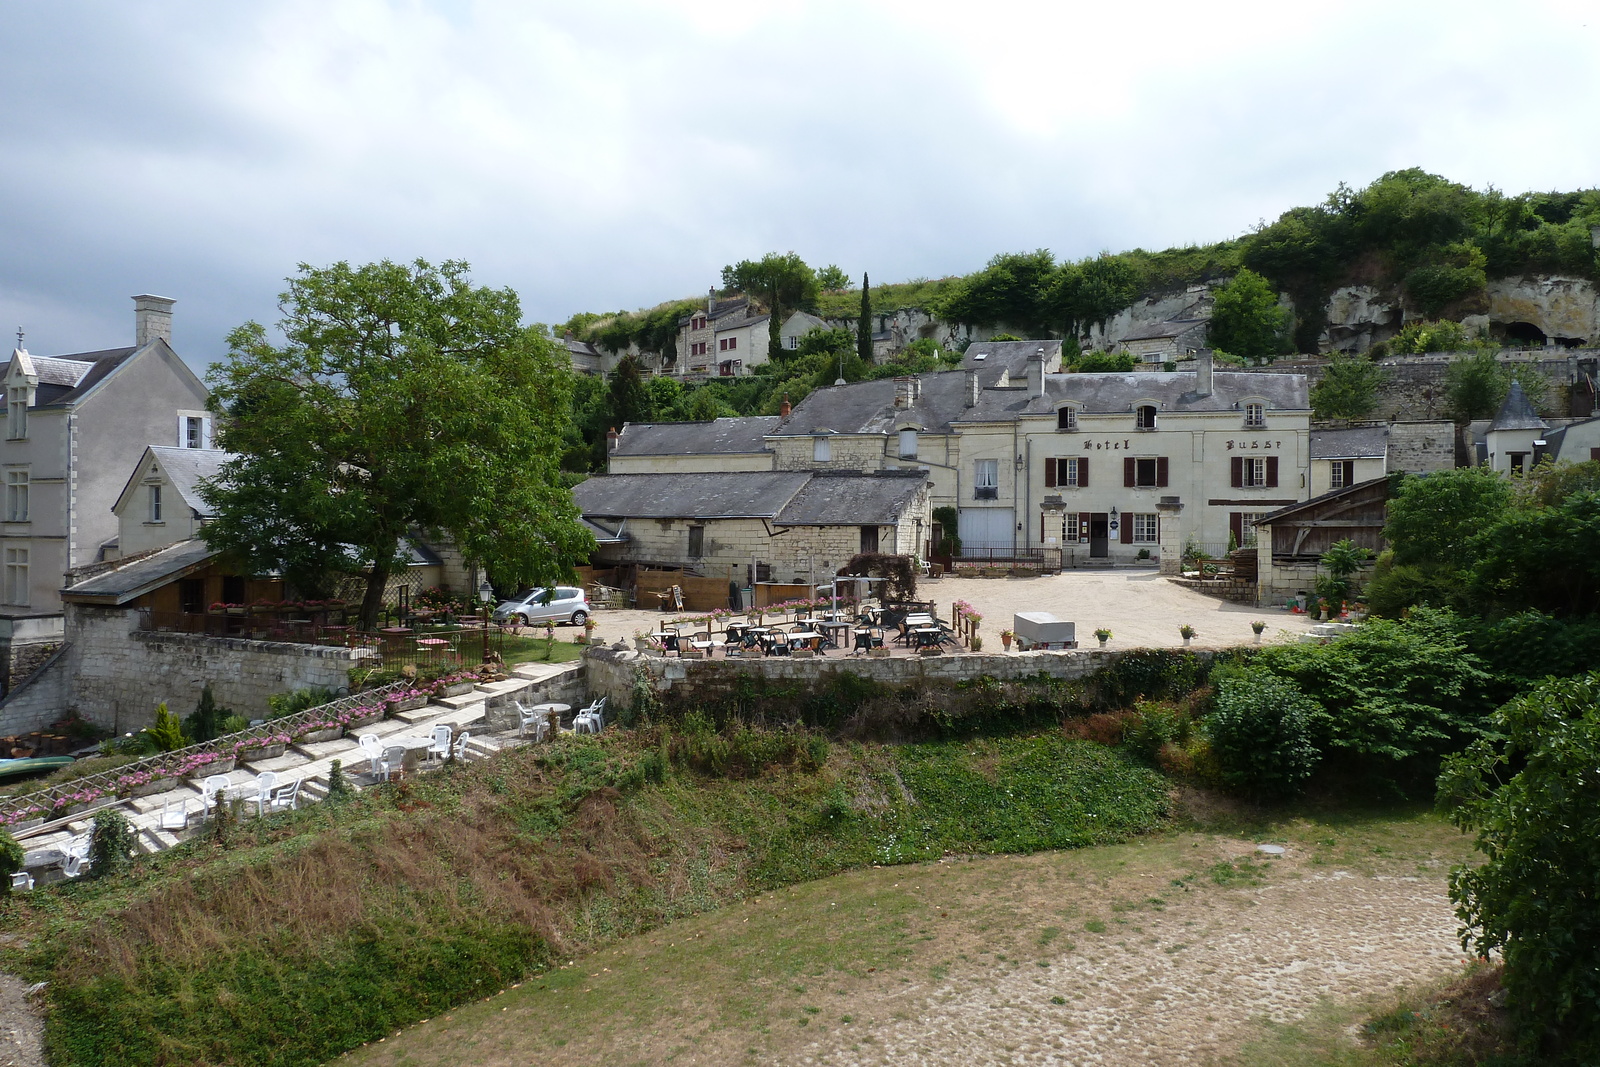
<box><xmin>3</xmin><ymin>1</ymin><xmax>1597</xmax><ymax>371</ymax></box>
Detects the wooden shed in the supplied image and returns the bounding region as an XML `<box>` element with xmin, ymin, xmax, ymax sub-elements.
<box><xmin>1253</xmin><ymin>477</ymin><xmax>1389</xmax><ymax>603</ymax></box>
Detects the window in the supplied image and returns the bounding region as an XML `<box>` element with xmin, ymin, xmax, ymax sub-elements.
<box><xmin>1509</xmin><ymin>452</ymin><xmax>1528</xmax><ymax>474</ymax></box>
<box><xmin>1045</xmin><ymin>457</ymin><xmax>1088</xmax><ymax>488</ymax></box>
<box><xmin>691</xmin><ymin>315</ymin><xmax>707</xmax><ymax>331</ymax></box>
<box><xmin>3</xmin><ymin>547</ymin><xmax>27</xmax><ymax>606</ymax></box>
<box><xmin>4</xmin><ymin>471</ymin><xmax>27</xmax><ymax>523</ymax></box>
<box><xmin>179</xmin><ymin>578</ymin><xmax>205</xmax><ymax>615</ymax></box>
<box><xmin>813</xmin><ymin>436</ymin><xmax>831</xmax><ymax>462</ymax></box>
<box><xmin>1329</xmin><ymin>459</ymin><xmax>1354</xmax><ymax>489</ymax></box>
<box><xmin>185</xmin><ymin>416</ymin><xmax>203</xmax><ymax>448</ymax></box>
<box><xmin>786</xmin><ymin>335</ymin><xmax>799</xmax><ymax>349</ymax></box>
<box><xmin>1057</xmin><ymin>407</ymin><xmax>1078</xmax><ymax>431</ymax></box>
<box><xmin>1124</xmin><ymin>456</ymin><xmax>1168</xmax><ymax>488</ymax></box>
<box><xmin>1231</xmin><ymin>455</ymin><xmax>1279</xmax><ymax>488</ymax></box>
<box><xmin>1132</xmin><ymin>513</ymin><xmax>1159</xmax><ymax>543</ymax></box>
<box><xmin>974</xmin><ymin>458</ymin><xmax>999</xmax><ymax>500</ymax></box>
<box><xmin>149</xmin><ymin>484</ymin><xmax>163</xmax><ymax>522</ymax></box>
<box><xmin>1136</xmin><ymin>404</ymin><xmax>1157</xmax><ymax>430</ymax></box>
<box><xmin>898</xmin><ymin>429</ymin><xmax>918</xmax><ymax>459</ymax></box>
<box><xmin>687</xmin><ymin>525</ymin><xmax>705</xmax><ymax>558</ymax></box>
<box><xmin>719</xmin><ymin>337</ymin><xmax>728</xmax><ymax>351</ymax></box>
<box><xmin>6</xmin><ymin>398</ymin><xmax>25</xmax><ymax>440</ymax></box>
<box><xmin>1230</xmin><ymin>512</ymin><xmax>1268</xmax><ymax>548</ymax></box>
<box><xmin>859</xmin><ymin>525</ymin><xmax>879</xmax><ymax>554</ymax></box>
<box><xmin>1244</xmin><ymin>402</ymin><xmax>1265</xmax><ymax>428</ymax></box>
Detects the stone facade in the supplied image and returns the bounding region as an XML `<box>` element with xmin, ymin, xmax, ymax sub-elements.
<box><xmin>61</xmin><ymin>605</ymin><xmax>374</xmax><ymax>733</ymax></box>
<box><xmin>1256</xmin><ymin>351</ymin><xmax>1592</xmax><ymax>421</ymax></box>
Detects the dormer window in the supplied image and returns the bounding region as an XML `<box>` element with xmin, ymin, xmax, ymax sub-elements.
<box><xmin>149</xmin><ymin>484</ymin><xmax>163</xmax><ymax>523</ymax></box>
<box><xmin>6</xmin><ymin>396</ymin><xmax>26</xmax><ymax>440</ymax></box>
<box><xmin>1244</xmin><ymin>402</ymin><xmax>1266</xmax><ymax>428</ymax></box>
<box><xmin>1136</xmin><ymin>404</ymin><xmax>1158</xmax><ymax>430</ymax></box>
<box><xmin>1057</xmin><ymin>406</ymin><xmax>1078</xmax><ymax>431</ymax></box>
<box><xmin>898</xmin><ymin>429</ymin><xmax>918</xmax><ymax>459</ymax></box>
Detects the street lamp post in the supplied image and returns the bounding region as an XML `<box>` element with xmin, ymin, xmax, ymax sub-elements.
<box><xmin>479</xmin><ymin>579</ymin><xmax>494</xmax><ymax>663</ymax></box>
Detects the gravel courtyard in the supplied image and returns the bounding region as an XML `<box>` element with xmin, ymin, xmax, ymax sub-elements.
<box><xmin>586</xmin><ymin>570</ymin><xmax>1318</xmax><ymax>651</ymax></box>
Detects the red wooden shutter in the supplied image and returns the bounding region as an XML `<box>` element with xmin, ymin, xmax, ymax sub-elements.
<box><xmin>1045</xmin><ymin>458</ymin><xmax>1057</xmax><ymax>487</ymax></box>
<box><xmin>1120</xmin><ymin>514</ymin><xmax>1134</xmax><ymax>543</ymax></box>
<box><xmin>1266</xmin><ymin>456</ymin><xmax>1279</xmax><ymax>487</ymax></box>
<box><xmin>1231</xmin><ymin>456</ymin><xmax>1243</xmax><ymax>487</ymax></box>
<box><xmin>1040</xmin><ymin>512</ymin><xmax>1045</xmax><ymax>541</ymax></box>
<box><xmin>1079</xmin><ymin>512</ymin><xmax>1090</xmax><ymax>542</ymax></box>
<box><xmin>1590</xmin><ymin>447</ymin><xmax>1599</xmax><ymax>461</ymax></box>
<box><xmin>1156</xmin><ymin>456</ymin><xmax>1169</xmax><ymax>487</ymax></box>
<box><xmin>1229</xmin><ymin>512</ymin><xmax>1243</xmax><ymax>546</ymax></box>
<box><xmin>1079</xmin><ymin>458</ymin><xmax>1089</xmax><ymax>487</ymax></box>
<box><xmin>1124</xmin><ymin>457</ymin><xmax>1135</xmax><ymax>487</ymax></box>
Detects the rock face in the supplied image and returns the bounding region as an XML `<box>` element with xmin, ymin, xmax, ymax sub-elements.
<box><xmin>1324</xmin><ymin>286</ymin><xmax>1402</xmax><ymax>353</ymax></box>
<box><xmin>1082</xmin><ymin>286</ymin><xmax>1214</xmax><ymax>352</ymax></box>
<box><xmin>1477</xmin><ymin>276</ymin><xmax>1599</xmax><ymax>346</ymax></box>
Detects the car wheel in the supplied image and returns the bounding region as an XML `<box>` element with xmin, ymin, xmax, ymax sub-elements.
<box><xmin>570</xmin><ymin>609</ymin><xmax>588</xmax><ymax>627</ymax></box>
<box><xmin>511</xmin><ymin>613</ymin><xmax>528</xmax><ymax>627</ymax></box>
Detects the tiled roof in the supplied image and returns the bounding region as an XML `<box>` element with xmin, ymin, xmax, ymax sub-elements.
<box><xmin>574</xmin><ymin>471</ymin><xmax>811</xmax><ymax>520</ymax></box>
<box><xmin>956</xmin><ymin>369</ymin><xmax>1309</xmax><ymax>422</ymax></box>
<box><xmin>772</xmin><ymin>370</ymin><xmax>975</xmax><ymax>436</ymax></box>
<box><xmin>960</xmin><ymin>339</ymin><xmax>1063</xmax><ymax>386</ymax></box>
<box><xmin>62</xmin><ymin>538</ymin><xmax>217</xmax><ymax>604</ymax></box>
<box><xmin>1119</xmin><ymin>319</ymin><xmax>1207</xmax><ymax>342</ymax></box>
<box><xmin>612</xmin><ymin>417</ymin><xmax>780</xmax><ymax>456</ymax></box>
<box><xmin>1489</xmin><ymin>379</ymin><xmax>1548</xmax><ymax>432</ymax></box>
<box><xmin>1310</xmin><ymin>426</ymin><xmax>1388</xmax><ymax>460</ymax></box>
<box><xmin>774</xmin><ymin>471</ymin><xmax>926</xmax><ymax>525</ymax></box>
<box><xmin>147</xmin><ymin>446</ymin><xmax>231</xmax><ymax>516</ymax></box>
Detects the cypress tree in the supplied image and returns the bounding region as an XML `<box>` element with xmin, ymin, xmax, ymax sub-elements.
<box><xmin>857</xmin><ymin>272</ymin><xmax>872</xmax><ymax>365</ymax></box>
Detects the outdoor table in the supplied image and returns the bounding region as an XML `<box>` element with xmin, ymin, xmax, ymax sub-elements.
<box><xmin>815</xmin><ymin>620</ymin><xmax>851</xmax><ymax>648</ymax></box>
<box><xmin>913</xmin><ymin>627</ymin><xmax>943</xmax><ymax>649</ymax></box>
<box><xmin>415</xmin><ymin>636</ymin><xmax>452</xmax><ymax>663</ymax></box>
<box><xmin>649</xmin><ymin>632</ymin><xmax>680</xmax><ymax>654</ymax></box>
<box><xmin>531</xmin><ymin>702</ymin><xmax>570</xmax><ymax>734</ymax></box>
<box><xmin>390</xmin><ymin>735</ymin><xmax>436</xmax><ymax>773</ymax></box>
<box><xmin>788</xmin><ymin>630</ymin><xmax>822</xmax><ymax>651</ymax></box>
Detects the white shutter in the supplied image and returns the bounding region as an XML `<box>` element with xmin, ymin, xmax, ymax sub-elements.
<box><xmin>177</xmin><ymin>414</ymin><xmax>187</xmax><ymax>447</ymax></box>
<box><xmin>201</xmin><ymin>416</ymin><xmax>213</xmax><ymax>450</ymax></box>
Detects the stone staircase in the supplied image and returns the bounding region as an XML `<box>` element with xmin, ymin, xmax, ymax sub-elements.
<box><xmin>16</xmin><ymin>660</ymin><xmax>582</xmax><ymax>876</ymax></box>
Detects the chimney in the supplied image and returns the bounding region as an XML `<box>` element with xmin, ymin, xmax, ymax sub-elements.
<box><xmin>133</xmin><ymin>294</ymin><xmax>175</xmax><ymax>347</ymax></box>
<box><xmin>708</xmin><ymin>288</ymin><xmax>716</xmax><ymax>314</ymax></box>
<box><xmin>894</xmin><ymin>376</ymin><xmax>921</xmax><ymax>408</ymax></box>
<box><xmin>965</xmin><ymin>369</ymin><xmax>979</xmax><ymax>408</ymax></box>
<box><xmin>779</xmin><ymin>393</ymin><xmax>791</xmax><ymax>418</ymax></box>
<box><xmin>606</xmin><ymin>426</ymin><xmax>619</xmax><ymax>453</ymax></box>
<box><xmin>1195</xmin><ymin>348</ymin><xmax>1213</xmax><ymax>396</ymax></box>
<box><xmin>1028</xmin><ymin>349</ymin><xmax>1045</xmax><ymax>397</ymax></box>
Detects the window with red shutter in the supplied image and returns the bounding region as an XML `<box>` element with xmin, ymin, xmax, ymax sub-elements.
<box><xmin>1266</xmin><ymin>456</ymin><xmax>1279</xmax><ymax>487</ymax></box>
<box><xmin>1120</xmin><ymin>514</ymin><xmax>1133</xmax><ymax>543</ymax></box>
<box><xmin>1229</xmin><ymin>512</ymin><xmax>1243</xmax><ymax>546</ymax></box>
<box><xmin>1045</xmin><ymin>458</ymin><xmax>1057</xmax><ymax>487</ymax></box>
<box><xmin>1231</xmin><ymin>456</ymin><xmax>1243</xmax><ymax>488</ymax></box>
<box><xmin>1079</xmin><ymin>457</ymin><xmax>1089</xmax><ymax>487</ymax></box>
<box><xmin>1124</xmin><ymin>457</ymin><xmax>1136</xmax><ymax>487</ymax></box>
<box><xmin>1156</xmin><ymin>456</ymin><xmax>1169</xmax><ymax>487</ymax></box>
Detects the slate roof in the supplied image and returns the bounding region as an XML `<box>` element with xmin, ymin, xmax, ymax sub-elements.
<box><xmin>572</xmin><ymin>470</ymin><xmax>925</xmax><ymax>526</ymax></box>
<box><xmin>960</xmin><ymin>339</ymin><xmax>1062</xmax><ymax>386</ymax></box>
<box><xmin>771</xmin><ymin>370</ymin><xmax>975</xmax><ymax>436</ymax></box>
<box><xmin>1119</xmin><ymin>319</ymin><xmax>1207</xmax><ymax>342</ymax></box>
<box><xmin>1489</xmin><ymin>379</ymin><xmax>1548</xmax><ymax>432</ymax></box>
<box><xmin>1310</xmin><ymin>426</ymin><xmax>1389</xmax><ymax>460</ymax></box>
<box><xmin>574</xmin><ymin>472</ymin><xmax>811</xmax><ymax>520</ymax></box>
<box><xmin>1539</xmin><ymin>417</ymin><xmax>1600</xmax><ymax>461</ymax></box>
<box><xmin>612</xmin><ymin>417</ymin><xmax>780</xmax><ymax>457</ymax></box>
<box><xmin>1251</xmin><ymin>476</ymin><xmax>1389</xmax><ymax>526</ymax></box>
<box><xmin>145</xmin><ymin>446</ymin><xmax>231</xmax><ymax>516</ymax></box>
<box><xmin>62</xmin><ymin>538</ymin><xmax>218</xmax><ymax>605</ymax></box>
<box><xmin>956</xmin><ymin>369</ymin><xmax>1309</xmax><ymax>422</ymax></box>
<box><xmin>3</xmin><ymin>346</ymin><xmax>142</xmax><ymax>408</ymax></box>
<box><xmin>774</xmin><ymin>471</ymin><xmax>926</xmax><ymax>526</ymax></box>
<box><xmin>678</xmin><ymin>296</ymin><xmax>751</xmax><ymax>327</ymax></box>
<box><xmin>715</xmin><ymin>314</ymin><xmax>769</xmax><ymax>332</ymax></box>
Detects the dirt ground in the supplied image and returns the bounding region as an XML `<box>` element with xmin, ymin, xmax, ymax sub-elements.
<box><xmin>340</xmin><ymin>814</ymin><xmax>1475</xmax><ymax>1067</ymax></box>
<box><xmin>587</xmin><ymin>570</ymin><xmax>1318</xmax><ymax>651</ymax></box>
<box><xmin>0</xmin><ymin>971</ymin><xmax>44</xmax><ymax>1067</ymax></box>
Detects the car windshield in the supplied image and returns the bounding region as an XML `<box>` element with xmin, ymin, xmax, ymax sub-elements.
<box><xmin>513</xmin><ymin>589</ymin><xmax>554</xmax><ymax>604</ymax></box>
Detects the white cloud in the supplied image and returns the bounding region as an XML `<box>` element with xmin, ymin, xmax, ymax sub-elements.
<box><xmin>0</xmin><ymin>0</ymin><xmax>1596</xmax><ymax>363</ymax></box>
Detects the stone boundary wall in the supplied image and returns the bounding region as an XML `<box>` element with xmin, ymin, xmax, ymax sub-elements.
<box><xmin>584</xmin><ymin>643</ymin><xmax>1120</xmax><ymax>712</ymax></box>
<box><xmin>65</xmin><ymin>605</ymin><xmax>376</xmax><ymax>733</ymax></box>
<box><xmin>0</xmin><ymin>645</ymin><xmax>70</xmax><ymax>735</ymax></box>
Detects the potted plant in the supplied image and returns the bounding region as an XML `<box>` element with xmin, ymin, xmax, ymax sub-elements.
<box><xmin>1250</xmin><ymin>620</ymin><xmax>1268</xmax><ymax>643</ymax></box>
<box><xmin>999</xmin><ymin>628</ymin><xmax>1014</xmax><ymax>651</ymax></box>
<box><xmin>295</xmin><ymin>719</ymin><xmax>343</xmax><ymax>744</ymax></box>
<box><xmin>234</xmin><ymin>732</ymin><xmax>292</xmax><ymax>763</ymax></box>
<box><xmin>385</xmin><ymin>687</ymin><xmax>430</xmax><ymax>714</ymax></box>
<box><xmin>339</xmin><ymin>702</ymin><xmax>385</xmax><ymax>733</ymax></box>
<box><xmin>175</xmin><ymin>750</ymin><xmax>236</xmax><ymax>779</ymax></box>
<box><xmin>1179</xmin><ymin>624</ymin><xmax>1196</xmax><ymax>646</ymax></box>
<box><xmin>115</xmin><ymin>768</ymin><xmax>172</xmax><ymax>799</ymax></box>
<box><xmin>632</xmin><ymin>629</ymin><xmax>653</xmax><ymax>653</ymax></box>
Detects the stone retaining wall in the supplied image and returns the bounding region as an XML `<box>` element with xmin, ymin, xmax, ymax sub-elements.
<box><xmin>584</xmin><ymin>643</ymin><xmax>1120</xmax><ymax>714</ymax></box>
<box><xmin>1164</xmin><ymin>575</ymin><xmax>1257</xmax><ymax>604</ymax></box>
<box><xmin>480</xmin><ymin>663</ymin><xmax>588</xmax><ymax>732</ymax></box>
<box><xmin>65</xmin><ymin>605</ymin><xmax>376</xmax><ymax>733</ymax></box>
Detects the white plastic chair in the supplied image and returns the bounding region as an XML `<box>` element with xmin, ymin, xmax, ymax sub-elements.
<box><xmin>247</xmin><ymin>771</ymin><xmax>279</xmax><ymax>816</ymax></box>
<box><xmin>426</xmin><ymin>724</ymin><xmax>453</xmax><ymax>765</ymax></box>
<box><xmin>452</xmin><ymin>730</ymin><xmax>473</xmax><ymax>762</ymax></box>
<box><xmin>159</xmin><ymin>795</ymin><xmax>192</xmax><ymax>833</ymax></box>
<box><xmin>201</xmin><ymin>774</ymin><xmax>234</xmax><ymax>815</ymax></box>
<box><xmin>264</xmin><ymin>778</ymin><xmax>301</xmax><ymax>812</ymax></box>
<box><xmin>383</xmin><ymin>745</ymin><xmax>406</xmax><ymax>781</ymax></box>
<box><xmin>61</xmin><ymin>834</ymin><xmax>92</xmax><ymax>879</ymax></box>
<box><xmin>574</xmin><ymin>697</ymin><xmax>606</xmax><ymax>734</ymax></box>
<box><xmin>358</xmin><ymin>733</ymin><xmax>386</xmax><ymax>777</ymax></box>
<box><xmin>515</xmin><ymin>701</ymin><xmax>548</xmax><ymax>740</ymax></box>
<box><xmin>10</xmin><ymin>870</ymin><xmax>33</xmax><ymax>892</ymax></box>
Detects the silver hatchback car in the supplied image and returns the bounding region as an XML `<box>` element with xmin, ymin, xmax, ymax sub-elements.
<box><xmin>492</xmin><ymin>585</ymin><xmax>590</xmax><ymax>626</ymax></box>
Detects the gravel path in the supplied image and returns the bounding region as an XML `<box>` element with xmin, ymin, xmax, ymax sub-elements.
<box><xmin>0</xmin><ymin>972</ymin><xmax>44</xmax><ymax>1067</ymax></box>
<box><xmin>587</xmin><ymin>570</ymin><xmax>1317</xmax><ymax>651</ymax></box>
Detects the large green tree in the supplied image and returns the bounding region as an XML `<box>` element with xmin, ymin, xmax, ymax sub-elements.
<box><xmin>1310</xmin><ymin>355</ymin><xmax>1388</xmax><ymax>419</ymax></box>
<box><xmin>1206</xmin><ymin>268</ymin><xmax>1292</xmax><ymax>359</ymax></box>
<box><xmin>857</xmin><ymin>272</ymin><xmax>872</xmax><ymax>365</ymax></box>
<box><xmin>721</xmin><ymin>252</ymin><xmax>820</xmax><ymax>355</ymax></box>
<box><xmin>202</xmin><ymin>259</ymin><xmax>593</xmax><ymax>629</ymax></box>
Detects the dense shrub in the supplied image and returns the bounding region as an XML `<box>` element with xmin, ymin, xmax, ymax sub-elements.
<box><xmin>1203</xmin><ymin>668</ymin><xmax>1320</xmax><ymax>799</ymax></box>
<box><xmin>1442</xmin><ymin>672</ymin><xmax>1600</xmax><ymax>1063</ymax></box>
<box><xmin>88</xmin><ymin>809</ymin><xmax>137</xmax><ymax>880</ymax></box>
<box><xmin>0</xmin><ymin>829</ymin><xmax>23</xmax><ymax>895</ymax></box>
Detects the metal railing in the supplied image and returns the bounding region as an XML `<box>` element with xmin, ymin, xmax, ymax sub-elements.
<box><xmin>0</xmin><ymin>681</ymin><xmax>412</xmax><ymax>828</ymax></box>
